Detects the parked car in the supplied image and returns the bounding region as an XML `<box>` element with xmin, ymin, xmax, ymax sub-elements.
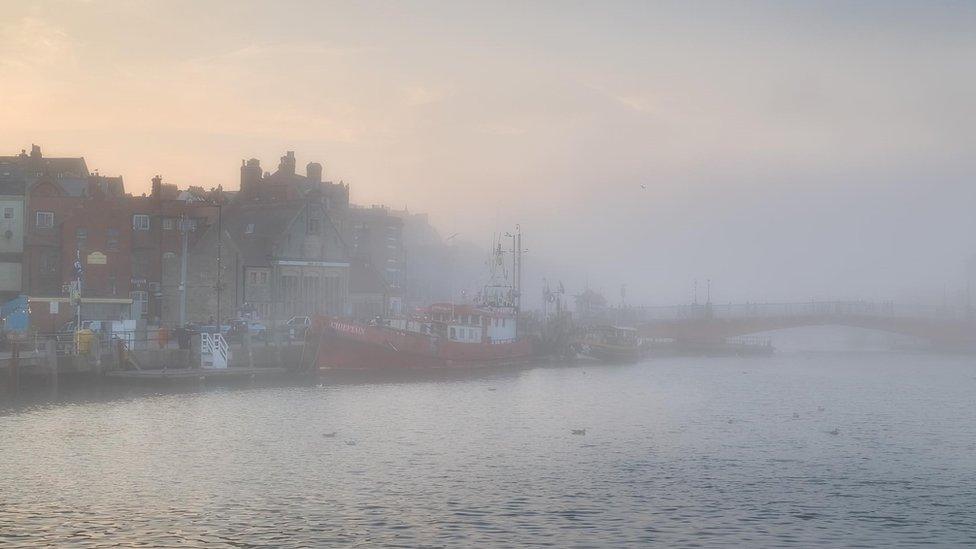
<box><xmin>185</xmin><ymin>323</ymin><xmax>232</xmax><ymax>336</ymax></box>
<box><xmin>227</xmin><ymin>319</ymin><xmax>268</xmax><ymax>342</ymax></box>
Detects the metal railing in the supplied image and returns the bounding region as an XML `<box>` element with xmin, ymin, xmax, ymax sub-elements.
<box><xmin>630</xmin><ymin>301</ymin><xmax>972</xmax><ymax>322</ymax></box>
<box><xmin>20</xmin><ymin>327</ymin><xmax>307</xmax><ymax>357</ymax></box>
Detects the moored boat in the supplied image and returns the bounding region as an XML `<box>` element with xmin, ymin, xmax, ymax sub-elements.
<box><xmin>313</xmin><ymin>305</ymin><xmax>533</xmax><ymax>369</ymax></box>
<box><xmin>578</xmin><ymin>325</ymin><xmax>643</xmax><ymax>363</ymax></box>
<box><xmin>312</xmin><ymin>229</ymin><xmax>535</xmax><ymax>369</ymax></box>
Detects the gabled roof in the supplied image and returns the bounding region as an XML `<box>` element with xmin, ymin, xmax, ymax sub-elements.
<box><xmin>0</xmin><ymin>155</ymin><xmax>89</xmax><ymax>179</ymax></box>
<box><xmin>219</xmin><ymin>200</ymin><xmax>308</xmax><ymax>266</ymax></box>
<box><xmin>0</xmin><ymin>162</ymin><xmax>27</xmax><ymax>196</ymax></box>
<box><xmin>58</xmin><ymin>177</ymin><xmax>90</xmax><ymax>197</ymax></box>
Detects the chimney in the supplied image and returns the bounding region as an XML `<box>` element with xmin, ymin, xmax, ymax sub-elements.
<box><xmin>30</xmin><ymin>144</ymin><xmax>42</xmax><ymax>159</ymax></box>
<box><xmin>241</xmin><ymin>158</ymin><xmax>262</xmax><ymax>194</ymax></box>
<box><xmin>151</xmin><ymin>175</ymin><xmax>163</xmax><ymax>199</ymax></box>
<box><xmin>306</xmin><ymin>162</ymin><xmax>322</xmax><ymax>183</ymax></box>
<box><xmin>279</xmin><ymin>151</ymin><xmax>296</xmax><ymax>176</ymax></box>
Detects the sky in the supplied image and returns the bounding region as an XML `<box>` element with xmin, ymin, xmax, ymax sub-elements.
<box><xmin>2</xmin><ymin>1</ymin><xmax>976</xmax><ymax>306</ymax></box>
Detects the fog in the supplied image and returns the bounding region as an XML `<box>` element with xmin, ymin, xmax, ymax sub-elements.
<box><xmin>7</xmin><ymin>3</ymin><xmax>976</xmax><ymax>547</ymax></box>
<box><xmin>3</xmin><ymin>0</ymin><xmax>975</xmax><ymax>307</ymax></box>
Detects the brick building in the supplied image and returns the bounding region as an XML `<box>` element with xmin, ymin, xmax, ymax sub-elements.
<box><xmin>15</xmin><ymin>149</ymin><xmax>218</xmax><ymax>328</ymax></box>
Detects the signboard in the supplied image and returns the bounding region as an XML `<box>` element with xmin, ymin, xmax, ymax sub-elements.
<box><xmin>49</xmin><ymin>301</ymin><xmax>59</xmax><ymax>314</ymax></box>
<box><xmin>87</xmin><ymin>251</ymin><xmax>107</xmax><ymax>265</ymax></box>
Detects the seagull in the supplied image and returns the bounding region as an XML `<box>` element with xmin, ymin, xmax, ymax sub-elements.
<box><xmin>640</xmin><ymin>184</ymin><xmax>647</xmax><ymax>190</ymax></box>
<box><xmin>827</xmin><ymin>428</ymin><xmax>840</xmax><ymax>436</ymax></box>
<box><xmin>345</xmin><ymin>440</ymin><xmax>357</xmax><ymax>446</ymax></box>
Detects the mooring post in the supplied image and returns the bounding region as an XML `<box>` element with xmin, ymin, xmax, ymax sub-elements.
<box><xmin>45</xmin><ymin>339</ymin><xmax>58</xmax><ymax>391</ymax></box>
<box><xmin>244</xmin><ymin>331</ymin><xmax>254</xmax><ymax>369</ymax></box>
<box><xmin>8</xmin><ymin>341</ymin><xmax>19</xmax><ymax>396</ymax></box>
<box><xmin>273</xmin><ymin>326</ymin><xmax>283</xmax><ymax>368</ymax></box>
<box><xmin>92</xmin><ymin>336</ymin><xmax>102</xmax><ymax>376</ymax></box>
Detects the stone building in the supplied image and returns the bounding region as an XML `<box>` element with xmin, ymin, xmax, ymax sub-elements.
<box><xmin>238</xmin><ymin>151</ymin><xmax>349</xmax><ymax>209</ymax></box>
<box><xmin>183</xmin><ymin>191</ymin><xmax>350</xmax><ymax>324</ymax></box>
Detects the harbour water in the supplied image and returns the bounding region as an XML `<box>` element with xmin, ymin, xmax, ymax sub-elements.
<box><xmin>2</xmin><ymin>351</ymin><xmax>975</xmax><ymax>547</ymax></box>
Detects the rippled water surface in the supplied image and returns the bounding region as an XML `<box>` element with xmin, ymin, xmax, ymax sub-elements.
<box><xmin>2</xmin><ymin>353</ymin><xmax>976</xmax><ymax>547</ymax></box>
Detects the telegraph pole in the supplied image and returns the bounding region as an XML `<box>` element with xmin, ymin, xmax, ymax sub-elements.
<box><xmin>215</xmin><ymin>200</ymin><xmax>222</xmax><ymax>327</ymax></box>
<box><xmin>178</xmin><ymin>214</ymin><xmax>188</xmax><ymax>326</ymax></box>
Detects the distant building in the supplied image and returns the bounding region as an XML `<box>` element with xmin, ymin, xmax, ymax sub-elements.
<box><xmin>338</xmin><ymin>205</ymin><xmax>405</xmax><ymax>292</ymax></box>
<box><xmin>348</xmin><ymin>259</ymin><xmax>391</xmax><ymax>320</ymax></box>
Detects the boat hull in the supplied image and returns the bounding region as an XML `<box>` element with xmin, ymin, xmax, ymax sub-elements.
<box><xmin>313</xmin><ymin>317</ymin><xmax>534</xmax><ymax>369</ymax></box>
<box><xmin>579</xmin><ymin>342</ymin><xmax>642</xmax><ymax>363</ymax></box>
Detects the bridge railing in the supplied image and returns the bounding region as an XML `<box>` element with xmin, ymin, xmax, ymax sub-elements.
<box><xmin>629</xmin><ymin>301</ymin><xmax>971</xmax><ymax>322</ymax></box>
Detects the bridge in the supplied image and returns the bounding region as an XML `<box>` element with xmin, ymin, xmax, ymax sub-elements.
<box><xmin>607</xmin><ymin>301</ymin><xmax>975</xmax><ymax>351</ymax></box>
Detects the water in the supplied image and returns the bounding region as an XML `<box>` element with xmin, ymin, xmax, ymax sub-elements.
<box><xmin>2</xmin><ymin>352</ymin><xmax>975</xmax><ymax>547</ymax></box>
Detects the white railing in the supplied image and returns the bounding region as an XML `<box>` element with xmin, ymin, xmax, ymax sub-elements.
<box><xmin>201</xmin><ymin>332</ymin><xmax>230</xmax><ymax>369</ymax></box>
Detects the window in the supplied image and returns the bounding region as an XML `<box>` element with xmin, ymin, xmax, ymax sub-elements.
<box><xmin>131</xmin><ymin>251</ymin><xmax>151</xmax><ymax>278</ymax></box>
<box><xmin>162</xmin><ymin>218</ymin><xmax>174</xmax><ymax>230</ymax></box>
<box><xmin>307</xmin><ymin>217</ymin><xmax>321</xmax><ymax>234</ymax></box>
<box><xmin>107</xmin><ymin>274</ymin><xmax>117</xmax><ymax>296</ymax></box>
<box><xmin>450</xmin><ymin>327</ymin><xmax>456</xmax><ymax>340</ymax></box>
<box><xmin>248</xmin><ymin>270</ymin><xmax>269</xmax><ymax>286</ymax></box>
<box><xmin>40</xmin><ymin>250</ymin><xmax>58</xmax><ymax>275</ymax></box>
<box><xmin>36</xmin><ymin>211</ymin><xmax>54</xmax><ymax>229</ymax></box>
<box><xmin>76</xmin><ymin>228</ymin><xmax>87</xmax><ymax>245</ymax></box>
<box><xmin>133</xmin><ymin>214</ymin><xmax>150</xmax><ymax>231</ymax></box>
<box><xmin>245</xmin><ymin>223</ymin><xmax>255</xmax><ymax>234</ymax></box>
<box><xmin>106</xmin><ymin>228</ymin><xmax>119</xmax><ymax>251</ymax></box>
<box><xmin>130</xmin><ymin>291</ymin><xmax>149</xmax><ymax>320</ymax></box>
<box><xmin>3</xmin><ymin>207</ymin><xmax>13</xmax><ymax>219</ymax></box>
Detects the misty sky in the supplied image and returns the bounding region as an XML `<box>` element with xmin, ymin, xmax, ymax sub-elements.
<box><xmin>3</xmin><ymin>1</ymin><xmax>975</xmax><ymax>306</ymax></box>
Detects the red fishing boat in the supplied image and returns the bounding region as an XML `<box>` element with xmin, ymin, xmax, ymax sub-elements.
<box><xmin>313</xmin><ymin>228</ymin><xmax>534</xmax><ymax>369</ymax></box>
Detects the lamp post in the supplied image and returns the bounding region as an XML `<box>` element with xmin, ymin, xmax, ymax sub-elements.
<box><xmin>214</xmin><ymin>200</ymin><xmax>222</xmax><ymax>327</ymax></box>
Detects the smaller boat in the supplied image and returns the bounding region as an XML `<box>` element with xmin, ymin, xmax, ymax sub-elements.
<box><xmin>578</xmin><ymin>325</ymin><xmax>642</xmax><ymax>363</ymax></box>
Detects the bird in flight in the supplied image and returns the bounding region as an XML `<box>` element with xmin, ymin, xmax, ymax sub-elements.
<box><xmin>640</xmin><ymin>184</ymin><xmax>647</xmax><ymax>190</ymax></box>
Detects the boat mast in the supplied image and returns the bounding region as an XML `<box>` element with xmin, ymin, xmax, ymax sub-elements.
<box><xmin>514</xmin><ymin>224</ymin><xmax>522</xmax><ymax>315</ymax></box>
